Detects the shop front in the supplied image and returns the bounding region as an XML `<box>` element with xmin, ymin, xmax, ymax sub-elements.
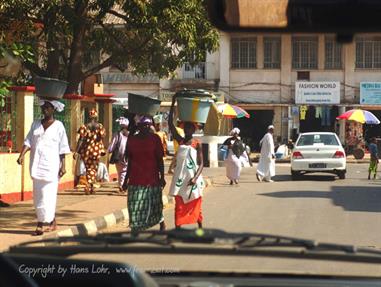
<box><xmin>292</xmin><ymin>81</ymin><xmax>341</xmax><ymax>140</ymax></box>
<box><xmin>359</xmin><ymin>82</ymin><xmax>381</xmax><ymax>143</ymax></box>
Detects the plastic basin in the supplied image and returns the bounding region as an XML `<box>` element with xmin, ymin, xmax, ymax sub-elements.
<box><xmin>177</xmin><ymin>97</ymin><xmax>213</xmax><ymax>123</ymax></box>
<box><xmin>128</xmin><ymin>93</ymin><xmax>161</xmax><ymax>116</ymax></box>
<box><xmin>34</xmin><ymin>76</ymin><xmax>68</xmax><ymax>99</ymax></box>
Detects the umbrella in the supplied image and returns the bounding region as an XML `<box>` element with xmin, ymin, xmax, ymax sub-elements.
<box><xmin>336</xmin><ymin>109</ymin><xmax>380</xmax><ymax>124</ymax></box>
<box><xmin>216</xmin><ymin>103</ymin><xmax>250</xmax><ymax>119</ymax></box>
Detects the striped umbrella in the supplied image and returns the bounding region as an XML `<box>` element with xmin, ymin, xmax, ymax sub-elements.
<box><xmin>216</xmin><ymin>103</ymin><xmax>250</xmax><ymax>119</ymax></box>
<box><xmin>336</xmin><ymin>109</ymin><xmax>380</xmax><ymax>124</ymax></box>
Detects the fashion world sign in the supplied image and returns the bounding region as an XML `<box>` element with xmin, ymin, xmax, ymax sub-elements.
<box><xmin>360</xmin><ymin>82</ymin><xmax>381</xmax><ymax>104</ymax></box>
<box><xmin>295</xmin><ymin>82</ymin><xmax>340</xmax><ymax>104</ymax></box>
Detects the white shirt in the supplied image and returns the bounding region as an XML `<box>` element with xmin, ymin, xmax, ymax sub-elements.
<box><xmin>24</xmin><ymin>120</ymin><xmax>71</xmax><ymax>181</ymax></box>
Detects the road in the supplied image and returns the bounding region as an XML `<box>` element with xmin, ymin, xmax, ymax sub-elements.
<box><xmin>103</xmin><ymin>163</ymin><xmax>381</xmax><ymax>247</ymax></box>
<box><xmin>89</xmin><ymin>163</ymin><xmax>381</xmax><ymax>276</ymax></box>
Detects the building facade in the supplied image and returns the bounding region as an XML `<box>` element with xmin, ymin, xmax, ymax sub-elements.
<box><xmin>217</xmin><ymin>32</ymin><xmax>381</xmax><ymax>151</ymax></box>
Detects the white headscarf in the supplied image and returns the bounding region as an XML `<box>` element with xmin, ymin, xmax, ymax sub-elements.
<box><xmin>230</xmin><ymin>127</ymin><xmax>240</xmax><ymax>136</ymax></box>
<box><xmin>268</xmin><ymin>125</ymin><xmax>275</xmax><ymax>130</ymax></box>
<box><xmin>39</xmin><ymin>99</ymin><xmax>65</xmax><ymax>112</ymax></box>
<box><xmin>116</xmin><ymin>117</ymin><xmax>129</xmax><ymax>127</ymax></box>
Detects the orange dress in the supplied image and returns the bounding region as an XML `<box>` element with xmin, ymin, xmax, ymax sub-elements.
<box><xmin>78</xmin><ymin>123</ymin><xmax>106</xmax><ymax>185</ymax></box>
<box><xmin>171</xmin><ymin>139</ymin><xmax>203</xmax><ymax>226</ymax></box>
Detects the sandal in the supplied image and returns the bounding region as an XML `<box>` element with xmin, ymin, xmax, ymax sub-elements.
<box><xmin>32</xmin><ymin>223</ymin><xmax>44</xmax><ymax>236</ymax></box>
<box><xmin>46</xmin><ymin>219</ymin><xmax>57</xmax><ymax>232</ymax></box>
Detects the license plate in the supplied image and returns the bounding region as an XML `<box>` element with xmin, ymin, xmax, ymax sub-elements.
<box><xmin>309</xmin><ymin>163</ymin><xmax>327</xmax><ymax>168</ymax></box>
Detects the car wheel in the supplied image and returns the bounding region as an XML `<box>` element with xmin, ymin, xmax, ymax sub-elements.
<box><xmin>338</xmin><ymin>171</ymin><xmax>346</xmax><ymax>179</ymax></box>
<box><xmin>291</xmin><ymin>170</ymin><xmax>301</xmax><ymax>180</ymax></box>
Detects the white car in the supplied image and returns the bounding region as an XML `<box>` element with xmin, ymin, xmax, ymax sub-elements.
<box><xmin>291</xmin><ymin>132</ymin><xmax>346</xmax><ymax>180</ymax></box>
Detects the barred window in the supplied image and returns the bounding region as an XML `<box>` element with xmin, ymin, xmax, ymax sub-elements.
<box><xmin>325</xmin><ymin>37</ymin><xmax>342</xmax><ymax>69</ymax></box>
<box><xmin>356</xmin><ymin>37</ymin><xmax>381</xmax><ymax>69</ymax></box>
<box><xmin>264</xmin><ymin>37</ymin><xmax>281</xmax><ymax>69</ymax></box>
<box><xmin>292</xmin><ymin>36</ymin><xmax>318</xmax><ymax>69</ymax></box>
<box><xmin>231</xmin><ymin>38</ymin><xmax>257</xmax><ymax>69</ymax></box>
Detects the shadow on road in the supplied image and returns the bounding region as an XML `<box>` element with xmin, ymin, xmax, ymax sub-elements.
<box><xmin>259</xmin><ymin>186</ymin><xmax>381</xmax><ymax>212</ymax></box>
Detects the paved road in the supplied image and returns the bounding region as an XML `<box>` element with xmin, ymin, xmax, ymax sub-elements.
<box><xmin>103</xmin><ymin>163</ymin><xmax>381</xmax><ymax>247</ymax></box>
<box><xmin>93</xmin><ymin>163</ymin><xmax>381</xmax><ymax>276</ymax></box>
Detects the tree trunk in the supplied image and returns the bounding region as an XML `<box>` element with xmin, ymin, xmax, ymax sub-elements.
<box><xmin>65</xmin><ymin>1</ymin><xmax>87</xmax><ymax>95</ymax></box>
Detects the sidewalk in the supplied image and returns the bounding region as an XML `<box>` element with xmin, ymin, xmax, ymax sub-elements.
<box><xmin>0</xmin><ymin>171</ymin><xmax>215</xmax><ymax>251</ymax></box>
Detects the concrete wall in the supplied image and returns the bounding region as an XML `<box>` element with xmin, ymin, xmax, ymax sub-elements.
<box><xmin>0</xmin><ymin>88</ymin><xmax>118</xmax><ymax>204</ymax></box>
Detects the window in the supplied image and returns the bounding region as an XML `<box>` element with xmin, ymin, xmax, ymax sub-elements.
<box><xmin>325</xmin><ymin>37</ymin><xmax>342</xmax><ymax>69</ymax></box>
<box><xmin>264</xmin><ymin>37</ymin><xmax>281</xmax><ymax>69</ymax></box>
<box><xmin>292</xmin><ymin>36</ymin><xmax>318</xmax><ymax>69</ymax></box>
<box><xmin>231</xmin><ymin>37</ymin><xmax>257</xmax><ymax>69</ymax></box>
<box><xmin>356</xmin><ymin>37</ymin><xmax>381</xmax><ymax>69</ymax></box>
<box><xmin>297</xmin><ymin>134</ymin><xmax>339</xmax><ymax>146</ymax></box>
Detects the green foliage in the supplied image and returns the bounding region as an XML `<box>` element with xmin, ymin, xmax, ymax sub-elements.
<box><xmin>0</xmin><ymin>0</ymin><xmax>219</xmax><ymax>92</ymax></box>
<box><xmin>0</xmin><ymin>81</ymin><xmax>11</xmax><ymax>107</ymax></box>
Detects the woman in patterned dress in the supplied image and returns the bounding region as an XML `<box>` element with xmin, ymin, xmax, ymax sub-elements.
<box><xmin>74</xmin><ymin>108</ymin><xmax>106</xmax><ymax>195</ymax></box>
<box><xmin>168</xmin><ymin>95</ymin><xmax>204</xmax><ymax>229</ymax></box>
<box><xmin>123</xmin><ymin>116</ymin><xmax>166</xmax><ymax>233</ymax></box>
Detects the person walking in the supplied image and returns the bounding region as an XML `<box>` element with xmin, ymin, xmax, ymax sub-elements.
<box><xmin>154</xmin><ymin>117</ymin><xmax>169</xmax><ymax>158</ymax></box>
<box><xmin>256</xmin><ymin>125</ymin><xmax>276</xmax><ymax>182</ymax></box>
<box><xmin>223</xmin><ymin>127</ymin><xmax>252</xmax><ymax>185</ymax></box>
<box><xmin>108</xmin><ymin>117</ymin><xmax>129</xmax><ymax>193</ymax></box>
<box><xmin>17</xmin><ymin>99</ymin><xmax>70</xmax><ymax>236</ymax></box>
<box><xmin>368</xmin><ymin>137</ymin><xmax>379</xmax><ymax>180</ymax></box>
<box><xmin>123</xmin><ymin>116</ymin><xmax>166</xmax><ymax>233</ymax></box>
<box><xmin>168</xmin><ymin>95</ymin><xmax>204</xmax><ymax>229</ymax></box>
<box><xmin>74</xmin><ymin>108</ymin><xmax>106</xmax><ymax>195</ymax></box>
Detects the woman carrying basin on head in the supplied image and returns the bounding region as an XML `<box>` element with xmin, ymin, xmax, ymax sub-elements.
<box><xmin>168</xmin><ymin>94</ymin><xmax>205</xmax><ymax>229</ymax></box>
<box><xmin>17</xmin><ymin>99</ymin><xmax>70</xmax><ymax>236</ymax></box>
<box><xmin>123</xmin><ymin>116</ymin><xmax>167</xmax><ymax>232</ymax></box>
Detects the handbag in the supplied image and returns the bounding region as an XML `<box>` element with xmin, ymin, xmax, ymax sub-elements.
<box><xmin>109</xmin><ymin>133</ymin><xmax>120</xmax><ymax>164</ymax></box>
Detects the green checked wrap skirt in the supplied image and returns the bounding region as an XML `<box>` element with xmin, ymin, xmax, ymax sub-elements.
<box><xmin>128</xmin><ymin>185</ymin><xmax>164</xmax><ymax>232</ymax></box>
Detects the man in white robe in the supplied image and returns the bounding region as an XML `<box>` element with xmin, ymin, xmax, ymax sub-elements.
<box><xmin>17</xmin><ymin>99</ymin><xmax>70</xmax><ymax>236</ymax></box>
<box><xmin>256</xmin><ymin>125</ymin><xmax>276</xmax><ymax>182</ymax></box>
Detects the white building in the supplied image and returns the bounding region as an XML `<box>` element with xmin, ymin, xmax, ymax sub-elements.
<box><xmin>93</xmin><ymin>32</ymin><xmax>381</xmax><ymax>151</ymax></box>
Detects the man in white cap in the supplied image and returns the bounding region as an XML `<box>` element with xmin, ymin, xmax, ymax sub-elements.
<box><xmin>256</xmin><ymin>125</ymin><xmax>276</xmax><ymax>182</ymax></box>
<box><xmin>17</xmin><ymin>99</ymin><xmax>70</xmax><ymax>235</ymax></box>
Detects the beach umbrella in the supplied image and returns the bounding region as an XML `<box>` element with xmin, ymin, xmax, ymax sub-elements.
<box><xmin>336</xmin><ymin>109</ymin><xmax>380</xmax><ymax>125</ymax></box>
<box><xmin>216</xmin><ymin>103</ymin><xmax>250</xmax><ymax>119</ymax></box>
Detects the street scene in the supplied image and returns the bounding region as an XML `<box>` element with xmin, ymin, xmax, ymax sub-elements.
<box><xmin>1</xmin><ymin>0</ymin><xmax>381</xmax><ymax>285</ymax></box>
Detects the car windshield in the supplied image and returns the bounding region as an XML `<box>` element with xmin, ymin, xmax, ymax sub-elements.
<box><xmin>297</xmin><ymin>134</ymin><xmax>339</xmax><ymax>146</ymax></box>
<box><xmin>3</xmin><ymin>1</ymin><xmax>381</xmax><ymax>285</ymax></box>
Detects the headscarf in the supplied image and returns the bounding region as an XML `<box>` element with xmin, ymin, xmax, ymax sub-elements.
<box><xmin>230</xmin><ymin>127</ymin><xmax>240</xmax><ymax>136</ymax></box>
<box><xmin>115</xmin><ymin>117</ymin><xmax>129</xmax><ymax>127</ymax></box>
<box><xmin>137</xmin><ymin>115</ymin><xmax>153</xmax><ymax>125</ymax></box>
<box><xmin>268</xmin><ymin>125</ymin><xmax>275</xmax><ymax>130</ymax></box>
<box><xmin>89</xmin><ymin>108</ymin><xmax>98</xmax><ymax>118</ymax></box>
<box><xmin>38</xmin><ymin>99</ymin><xmax>65</xmax><ymax>112</ymax></box>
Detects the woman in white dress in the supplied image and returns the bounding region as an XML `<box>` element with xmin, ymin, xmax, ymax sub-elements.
<box><xmin>17</xmin><ymin>99</ymin><xmax>70</xmax><ymax>236</ymax></box>
<box><xmin>223</xmin><ymin>128</ymin><xmax>252</xmax><ymax>185</ymax></box>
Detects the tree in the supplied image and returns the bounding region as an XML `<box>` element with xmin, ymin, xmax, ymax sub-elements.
<box><xmin>0</xmin><ymin>0</ymin><xmax>219</xmax><ymax>94</ymax></box>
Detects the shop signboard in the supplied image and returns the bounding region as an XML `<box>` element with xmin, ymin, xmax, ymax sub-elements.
<box><xmin>295</xmin><ymin>82</ymin><xmax>340</xmax><ymax>104</ymax></box>
<box><xmin>360</xmin><ymin>82</ymin><xmax>381</xmax><ymax>104</ymax></box>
